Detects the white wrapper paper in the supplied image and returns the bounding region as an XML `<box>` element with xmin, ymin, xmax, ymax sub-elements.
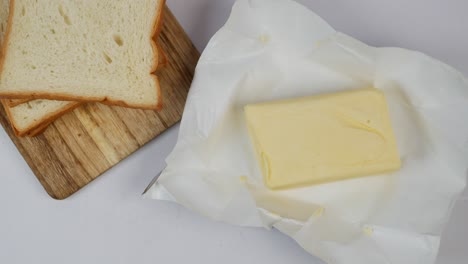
<box><xmin>145</xmin><ymin>0</ymin><xmax>468</xmax><ymax>263</ymax></box>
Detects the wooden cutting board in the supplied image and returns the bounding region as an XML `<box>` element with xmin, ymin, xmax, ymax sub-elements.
<box><xmin>0</xmin><ymin>6</ymin><xmax>199</xmax><ymax>199</ymax></box>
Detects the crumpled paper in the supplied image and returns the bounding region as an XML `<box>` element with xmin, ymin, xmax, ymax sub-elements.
<box><xmin>144</xmin><ymin>0</ymin><xmax>468</xmax><ymax>263</ymax></box>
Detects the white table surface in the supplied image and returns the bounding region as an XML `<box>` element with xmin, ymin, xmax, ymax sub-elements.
<box><xmin>0</xmin><ymin>0</ymin><xmax>467</xmax><ymax>263</ymax></box>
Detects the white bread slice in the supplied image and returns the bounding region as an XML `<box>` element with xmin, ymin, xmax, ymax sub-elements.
<box><xmin>6</xmin><ymin>42</ymin><xmax>167</xmax><ymax>108</ymax></box>
<box><xmin>6</xmin><ymin>42</ymin><xmax>168</xmax><ymax>108</ymax></box>
<box><xmin>0</xmin><ymin>0</ymin><xmax>165</xmax><ymax>110</ymax></box>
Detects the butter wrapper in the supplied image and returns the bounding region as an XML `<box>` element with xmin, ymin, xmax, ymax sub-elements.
<box><xmin>145</xmin><ymin>0</ymin><xmax>468</xmax><ymax>263</ymax></box>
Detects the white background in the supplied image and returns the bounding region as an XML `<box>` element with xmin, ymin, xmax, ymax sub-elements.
<box><xmin>0</xmin><ymin>0</ymin><xmax>467</xmax><ymax>263</ymax></box>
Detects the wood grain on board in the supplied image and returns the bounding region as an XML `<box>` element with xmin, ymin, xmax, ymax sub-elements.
<box><xmin>0</xmin><ymin>6</ymin><xmax>200</xmax><ymax>199</ymax></box>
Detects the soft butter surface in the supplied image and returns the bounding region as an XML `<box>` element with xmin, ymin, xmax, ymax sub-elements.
<box><xmin>245</xmin><ymin>88</ymin><xmax>401</xmax><ymax>189</ymax></box>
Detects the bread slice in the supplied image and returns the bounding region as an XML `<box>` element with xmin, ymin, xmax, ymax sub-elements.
<box><xmin>0</xmin><ymin>0</ymin><xmax>165</xmax><ymax>110</ymax></box>
<box><xmin>6</xmin><ymin>42</ymin><xmax>168</xmax><ymax>108</ymax></box>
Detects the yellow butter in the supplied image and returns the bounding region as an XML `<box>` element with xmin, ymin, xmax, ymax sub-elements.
<box><xmin>244</xmin><ymin>88</ymin><xmax>401</xmax><ymax>189</ymax></box>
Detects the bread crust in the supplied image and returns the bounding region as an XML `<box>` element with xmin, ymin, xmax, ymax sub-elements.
<box><xmin>6</xmin><ymin>98</ymin><xmax>30</xmax><ymax>107</ymax></box>
<box><xmin>150</xmin><ymin>0</ymin><xmax>166</xmax><ymax>110</ymax></box>
<box><xmin>26</xmin><ymin>119</ymin><xmax>53</xmax><ymax>137</ymax></box>
<box><xmin>0</xmin><ymin>0</ymin><xmax>166</xmax><ymax>111</ymax></box>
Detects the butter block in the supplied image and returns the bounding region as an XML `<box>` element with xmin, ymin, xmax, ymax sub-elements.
<box><xmin>244</xmin><ymin>88</ymin><xmax>401</xmax><ymax>189</ymax></box>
